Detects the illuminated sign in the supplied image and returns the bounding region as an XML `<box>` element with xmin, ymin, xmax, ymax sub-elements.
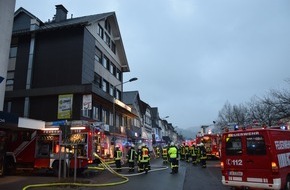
<box><xmin>115</xmin><ymin>99</ymin><xmax>131</xmax><ymax>112</ymax></box>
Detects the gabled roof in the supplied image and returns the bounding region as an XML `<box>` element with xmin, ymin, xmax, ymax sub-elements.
<box><xmin>123</xmin><ymin>91</ymin><xmax>140</xmax><ymax>105</ymax></box>
<box><xmin>14</xmin><ymin>7</ymin><xmax>114</xmax><ymax>33</ymax></box>
<box><xmin>140</xmin><ymin>100</ymin><xmax>151</xmax><ymax>115</ymax></box>
<box><xmin>14</xmin><ymin>7</ymin><xmax>43</xmax><ymax>24</ymax></box>
<box><xmin>13</xmin><ymin>5</ymin><xmax>129</xmax><ymax>71</ymax></box>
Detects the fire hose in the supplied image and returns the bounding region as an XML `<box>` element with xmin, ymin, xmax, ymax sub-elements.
<box><xmin>22</xmin><ymin>153</ymin><xmax>168</xmax><ymax>190</ymax></box>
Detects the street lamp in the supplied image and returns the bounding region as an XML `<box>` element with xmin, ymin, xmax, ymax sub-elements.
<box><xmin>112</xmin><ymin>77</ymin><xmax>138</xmax><ymax>146</ymax></box>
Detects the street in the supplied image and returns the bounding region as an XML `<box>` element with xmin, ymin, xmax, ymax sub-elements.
<box><xmin>0</xmin><ymin>158</ymin><xmax>230</xmax><ymax>190</ymax></box>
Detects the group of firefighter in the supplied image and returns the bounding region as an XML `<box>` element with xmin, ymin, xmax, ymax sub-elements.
<box><xmin>113</xmin><ymin>141</ymin><xmax>207</xmax><ymax>174</ymax></box>
<box><xmin>114</xmin><ymin>143</ymin><xmax>151</xmax><ymax>173</ymax></box>
<box><xmin>162</xmin><ymin>142</ymin><xmax>207</xmax><ymax>172</ymax></box>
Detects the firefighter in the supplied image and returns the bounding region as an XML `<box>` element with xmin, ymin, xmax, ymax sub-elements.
<box><xmin>114</xmin><ymin>145</ymin><xmax>122</xmax><ymax>172</ymax></box>
<box><xmin>127</xmin><ymin>144</ymin><xmax>137</xmax><ymax>172</ymax></box>
<box><xmin>137</xmin><ymin>143</ymin><xmax>150</xmax><ymax>173</ymax></box>
<box><xmin>191</xmin><ymin>143</ymin><xmax>197</xmax><ymax>165</ymax></box>
<box><xmin>180</xmin><ymin>143</ymin><xmax>185</xmax><ymax>160</ymax></box>
<box><xmin>155</xmin><ymin>146</ymin><xmax>160</xmax><ymax>158</ymax></box>
<box><xmin>185</xmin><ymin>144</ymin><xmax>190</xmax><ymax>162</ymax></box>
<box><xmin>196</xmin><ymin>143</ymin><xmax>201</xmax><ymax>164</ymax></box>
<box><xmin>199</xmin><ymin>143</ymin><xmax>207</xmax><ymax>168</ymax></box>
<box><xmin>168</xmin><ymin>142</ymin><xmax>179</xmax><ymax>174</ymax></box>
<box><xmin>162</xmin><ymin>145</ymin><xmax>168</xmax><ymax>164</ymax></box>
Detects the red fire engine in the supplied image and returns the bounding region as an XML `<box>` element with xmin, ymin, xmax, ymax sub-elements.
<box><xmin>196</xmin><ymin>133</ymin><xmax>221</xmax><ymax>159</ymax></box>
<box><xmin>1</xmin><ymin>124</ymin><xmax>42</xmax><ymax>175</ymax></box>
<box><xmin>34</xmin><ymin>121</ymin><xmax>106</xmax><ymax>175</ymax></box>
<box><xmin>221</xmin><ymin>126</ymin><xmax>290</xmax><ymax>190</ymax></box>
<box><xmin>1</xmin><ymin>119</ymin><xmax>110</xmax><ymax>176</ymax></box>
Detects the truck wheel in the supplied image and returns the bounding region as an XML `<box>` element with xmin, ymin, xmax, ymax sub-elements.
<box><xmin>285</xmin><ymin>176</ymin><xmax>290</xmax><ymax>190</ymax></box>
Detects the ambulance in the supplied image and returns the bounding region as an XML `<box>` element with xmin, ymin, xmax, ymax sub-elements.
<box><xmin>221</xmin><ymin>127</ymin><xmax>290</xmax><ymax>190</ymax></box>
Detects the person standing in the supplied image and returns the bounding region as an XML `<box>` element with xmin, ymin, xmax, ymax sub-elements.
<box><xmin>191</xmin><ymin>143</ymin><xmax>197</xmax><ymax>165</ymax></box>
<box><xmin>185</xmin><ymin>144</ymin><xmax>190</xmax><ymax>162</ymax></box>
<box><xmin>138</xmin><ymin>143</ymin><xmax>150</xmax><ymax>173</ymax></box>
<box><xmin>162</xmin><ymin>145</ymin><xmax>168</xmax><ymax>164</ymax></box>
<box><xmin>180</xmin><ymin>143</ymin><xmax>185</xmax><ymax>161</ymax></box>
<box><xmin>168</xmin><ymin>142</ymin><xmax>179</xmax><ymax>174</ymax></box>
<box><xmin>127</xmin><ymin>144</ymin><xmax>137</xmax><ymax>172</ymax></box>
<box><xmin>114</xmin><ymin>145</ymin><xmax>122</xmax><ymax>172</ymax></box>
<box><xmin>199</xmin><ymin>143</ymin><xmax>207</xmax><ymax>168</ymax></box>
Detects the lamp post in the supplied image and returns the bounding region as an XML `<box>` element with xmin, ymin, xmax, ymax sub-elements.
<box><xmin>112</xmin><ymin>77</ymin><xmax>138</xmax><ymax>147</ymax></box>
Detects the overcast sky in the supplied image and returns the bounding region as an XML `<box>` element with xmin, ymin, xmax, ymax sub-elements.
<box><xmin>15</xmin><ymin>0</ymin><xmax>290</xmax><ymax>130</ymax></box>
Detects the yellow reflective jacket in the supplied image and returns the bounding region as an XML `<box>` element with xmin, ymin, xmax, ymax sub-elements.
<box><xmin>168</xmin><ymin>146</ymin><xmax>178</xmax><ymax>158</ymax></box>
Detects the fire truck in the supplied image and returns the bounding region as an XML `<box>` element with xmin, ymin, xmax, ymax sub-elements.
<box><xmin>34</xmin><ymin>120</ymin><xmax>105</xmax><ymax>175</ymax></box>
<box><xmin>221</xmin><ymin>126</ymin><xmax>290</xmax><ymax>190</ymax></box>
<box><xmin>196</xmin><ymin>133</ymin><xmax>221</xmax><ymax>159</ymax></box>
<box><xmin>0</xmin><ymin>115</ymin><xmax>45</xmax><ymax>176</ymax></box>
<box><xmin>1</xmin><ymin>119</ymin><xmax>108</xmax><ymax>176</ymax></box>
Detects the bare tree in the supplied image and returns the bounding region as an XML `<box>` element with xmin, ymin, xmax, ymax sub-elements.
<box><xmin>215</xmin><ymin>101</ymin><xmax>247</xmax><ymax>131</ymax></box>
<box><xmin>246</xmin><ymin>96</ymin><xmax>276</xmax><ymax>126</ymax></box>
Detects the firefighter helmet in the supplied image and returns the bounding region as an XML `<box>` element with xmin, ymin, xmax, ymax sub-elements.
<box><xmin>170</xmin><ymin>142</ymin><xmax>174</xmax><ymax>146</ymax></box>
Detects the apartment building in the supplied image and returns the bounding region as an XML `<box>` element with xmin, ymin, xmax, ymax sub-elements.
<box><xmin>4</xmin><ymin>4</ymin><xmax>137</xmax><ymax>158</ymax></box>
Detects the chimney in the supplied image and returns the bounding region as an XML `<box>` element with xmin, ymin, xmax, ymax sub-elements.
<box><xmin>54</xmin><ymin>4</ymin><xmax>68</xmax><ymax>22</ymax></box>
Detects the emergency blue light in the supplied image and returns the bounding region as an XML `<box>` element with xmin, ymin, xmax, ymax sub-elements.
<box><xmin>234</xmin><ymin>125</ymin><xmax>239</xmax><ymax>131</ymax></box>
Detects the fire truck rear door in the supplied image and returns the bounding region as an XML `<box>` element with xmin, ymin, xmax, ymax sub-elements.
<box><xmin>243</xmin><ymin>133</ymin><xmax>271</xmax><ymax>183</ymax></box>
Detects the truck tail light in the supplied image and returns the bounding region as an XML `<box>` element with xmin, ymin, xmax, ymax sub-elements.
<box><xmin>271</xmin><ymin>162</ymin><xmax>278</xmax><ymax>173</ymax></box>
<box><xmin>220</xmin><ymin>161</ymin><xmax>224</xmax><ymax>170</ymax></box>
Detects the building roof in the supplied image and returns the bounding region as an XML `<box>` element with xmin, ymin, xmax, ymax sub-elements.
<box><xmin>13</xmin><ymin>7</ymin><xmax>114</xmax><ymax>33</ymax></box>
<box><xmin>13</xmin><ymin>5</ymin><xmax>129</xmax><ymax>72</ymax></box>
<box><xmin>123</xmin><ymin>91</ymin><xmax>140</xmax><ymax>105</ymax></box>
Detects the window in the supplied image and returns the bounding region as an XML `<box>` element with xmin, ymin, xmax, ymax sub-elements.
<box><xmin>225</xmin><ymin>137</ymin><xmax>242</xmax><ymax>155</ymax></box>
<box><xmin>36</xmin><ymin>141</ymin><xmax>51</xmax><ymax>158</ymax></box>
<box><xmin>109</xmin><ymin>84</ymin><xmax>114</xmax><ymax>96</ymax></box>
<box><xmin>102</xmin><ymin>109</ymin><xmax>109</xmax><ymax>124</ymax></box>
<box><xmin>102</xmin><ymin>56</ymin><xmax>109</xmax><ymax>69</ymax></box>
<box><xmin>95</xmin><ymin>47</ymin><xmax>102</xmax><ymax>63</ymax></box>
<box><xmin>97</xmin><ymin>24</ymin><xmax>104</xmax><ymax>39</ymax></box>
<box><xmin>93</xmin><ymin>73</ymin><xmax>101</xmax><ymax>88</ymax></box>
<box><xmin>7</xmin><ymin>47</ymin><xmax>17</xmax><ymax>91</ymax></box>
<box><xmin>109</xmin><ymin>63</ymin><xmax>115</xmax><ymax>74</ymax></box>
<box><xmin>247</xmin><ymin>135</ymin><xmax>266</xmax><ymax>155</ymax></box>
<box><xmin>116</xmin><ymin>69</ymin><xmax>122</xmax><ymax>81</ymax></box>
<box><xmin>116</xmin><ymin>89</ymin><xmax>121</xmax><ymax>100</ymax></box>
<box><xmin>9</xmin><ymin>47</ymin><xmax>17</xmax><ymax>57</ymax></box>
<box><xmin>6</xmin><ymin>71</ymin><xmax>14</xmax><ymax>91</ymax></box>
<box><xmin>109</xmin><ymin>112</ymin><xmax>113</xmax><ymax>126</ymax></box>
<box><xmin>102</xmin><ymin>79</ymin><xmax>109</xmax><ymax>92</ymax></box>
<box><xmin>82</xmin><ymin>109</ymin><xmax>90</xmax><ymax>118</ymax></box>
<box><xmin>93</xmin><ymin>106</ymin><xmax>99</xmax><ymax>120</ymax></box>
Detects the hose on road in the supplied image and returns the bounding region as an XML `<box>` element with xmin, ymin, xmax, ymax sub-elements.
<box><xmin>22</xmin><ymin>153</ymin><xmax>168</xmax><ymax>190</ymax></box>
